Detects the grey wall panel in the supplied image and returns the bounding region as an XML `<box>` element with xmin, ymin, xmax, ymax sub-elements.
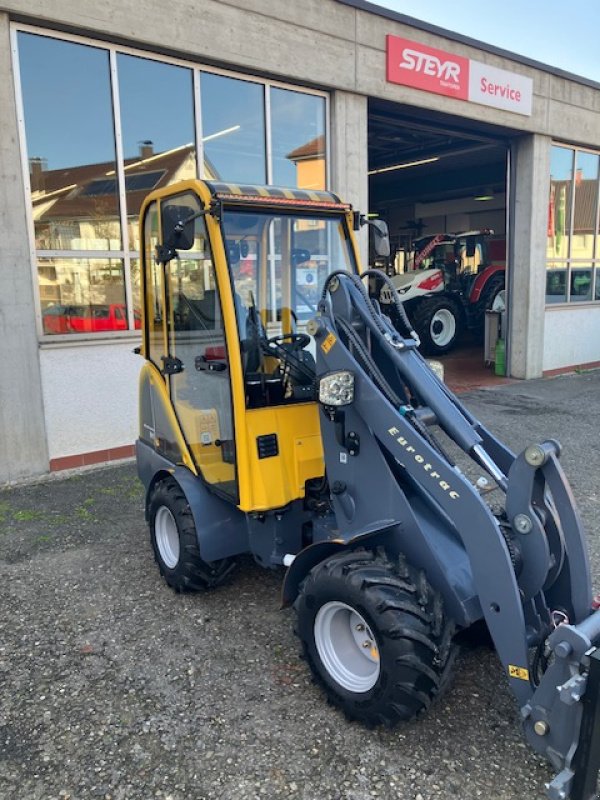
<box><xmin>0</xmin><ymin>13</ymin><xmax>49</xmax><ymax>482</ymax></box>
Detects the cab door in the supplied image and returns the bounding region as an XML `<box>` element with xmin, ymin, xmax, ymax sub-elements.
<box><xmin>157</xmin><ymin>190</ymin><xmax>238</xmax><ymax>503</ymax></box>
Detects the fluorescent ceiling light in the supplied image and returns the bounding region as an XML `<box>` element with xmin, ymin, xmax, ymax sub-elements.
<box><xmin>474</xmin><ymin>193</ymin><xmax>495</xmax><ymax>201</ymax></box>
<box><xmin>202</xmin><ymin>125</ymin><xmax>241</xmax><ymax>143</ymax></box>
<box><xmin>368</xmin><ymin>156</ymin><xmax>439</xmax><ymax>176</ymax></box>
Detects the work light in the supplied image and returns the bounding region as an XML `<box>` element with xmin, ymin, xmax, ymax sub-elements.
<box><xmin>318</xmin><ymin>371</ymin><xmax>355</xmax><ymax>406</ymax></box>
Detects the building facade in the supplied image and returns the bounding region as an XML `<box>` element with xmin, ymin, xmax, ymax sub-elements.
<box><xmin>1</xmin><ymin>0</ymin><xmax>600</xmax><ymax>482</ymax></box>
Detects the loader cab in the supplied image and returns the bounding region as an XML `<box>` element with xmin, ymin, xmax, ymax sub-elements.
<box><xmin>138</xmin><ymin>179</ymin><xmax>359</xmax><ymax>513</ymax></box>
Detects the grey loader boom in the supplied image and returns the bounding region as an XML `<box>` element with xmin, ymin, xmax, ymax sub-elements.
<box><xmin>287</xmin><ymin>269</ymin><xmax>600</xmax><ymax>800</ymax></box>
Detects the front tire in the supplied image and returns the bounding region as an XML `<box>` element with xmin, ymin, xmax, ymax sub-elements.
<box><xmin>413</xmin><ymin>296</ymin><xmax>462</xmax><ymax>355</ymax></box>
<box><xmin>294</xmin><ymin>548</ymin><xmax>457</xmax><ymax>726</ymax></box>
<box><xmin>149</xmin><ymin>477</ymin><xmax>234</xmax><ymax>592</ymax></box>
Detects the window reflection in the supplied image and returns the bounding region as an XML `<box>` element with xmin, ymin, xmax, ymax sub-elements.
<box><xmin>570</xmin><ymin>268</ymin><xmax>592</xmax><ymax>302</ymax></box>
<box><xmin>271</xmin><ymin>88</ymin><xmax>326</xmax><ymax>190</ymax></box>
<box><xmin>572</xmin><ymin>152</ymin><xmax>599</xmax><ymax>260</ymax></box>
<box><xmin>39</xmin><ymin>258</ymin><xmax>131</xmax><ymax>334</ymax></box>
<box><xmin>200</xmin><ymin>73</ymin><xmax>266</xmax><ymax>183</ymax></box>
<box><xmin>17</xmin><ymin>30</ymin><xmax>329</xmax><ymax>335</ymax></box>
<box><xmin>117</xmin><ymin>54</ymin><xmax>196</xmax><ymax>251</ymax></box>
<box><xmin>546</xmin><ymin>145</ymin><xmax>600</xmax><ymax>305</ymax></box>
<box><xmin>18</xmin><ymin>33</ymin><xmax>120</xmax><ymax>252</ymax></box>
<box><xmin>547</xmin><ymin>146</ymin><xmax>573</xmax><ymax>261</ymax></box>
<box><xmin>545</xmin><ymin>267</ymin><xmax>567</xmax><ymax>304</ymax></box>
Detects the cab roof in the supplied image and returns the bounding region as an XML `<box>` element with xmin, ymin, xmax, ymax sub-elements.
<box><xmin>204</xmin><ymin>180</ymin><xmax>351</xmax><ymax>212</ymax></box>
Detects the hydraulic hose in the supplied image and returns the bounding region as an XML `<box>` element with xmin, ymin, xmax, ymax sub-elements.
<box><xmin>359</xmin><ymin>269</ymin><xmax>420</xmax><ymax>344</ymax></box>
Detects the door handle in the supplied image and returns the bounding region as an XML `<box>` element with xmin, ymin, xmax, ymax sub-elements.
<box><xmin>195</xmin><ymin>355</ymin><xmax>228</xmax><ymax>373</ymax></box>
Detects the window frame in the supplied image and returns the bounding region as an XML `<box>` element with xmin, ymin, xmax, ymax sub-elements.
<box><xmin>11</xmin><ymin>22</ymin><xmax>330</xmax><ymax>344</ymax></box>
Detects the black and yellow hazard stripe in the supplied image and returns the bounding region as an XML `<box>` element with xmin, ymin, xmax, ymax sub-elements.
<box><xmin>204</xmin><ymin>181</ymin><xmax>350</xmax><ymax>210</ymax></box>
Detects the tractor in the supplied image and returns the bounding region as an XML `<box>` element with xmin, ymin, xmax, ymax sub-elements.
<box><xmin>380</xmin><ymin>230</ymin><xmax>506</xmax><ymax>355</ymax></box>
<box><xmin>136</xmin><ymin>178</ymin><xmax>600</xmax><ymax>800</ymax></box>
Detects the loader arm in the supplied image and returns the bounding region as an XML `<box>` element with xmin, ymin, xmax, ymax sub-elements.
<box><xmin>309</xmin><ymin>270</ymin><xmax>600</xmax><ymax>800</ymax></box>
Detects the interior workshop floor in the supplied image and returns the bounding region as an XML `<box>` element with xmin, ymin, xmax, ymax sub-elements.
<box><xmin>437</xmin><ymin>342</ymin><xmax>516</xmax><ymax>393</ymax></box>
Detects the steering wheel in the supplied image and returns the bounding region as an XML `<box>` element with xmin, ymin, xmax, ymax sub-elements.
<box><xmin>266</xmin><ymin>332</ymin><xmax>311</xmax><ymax>351</ymax></box>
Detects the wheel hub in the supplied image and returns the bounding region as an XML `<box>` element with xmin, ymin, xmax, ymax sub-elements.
<box><xmin>314</xmin><ymin>601</ymin><xmax>380</xmax><ymax>692</ymax></box>
<box><xmin>430</xmin><ymin>308</ymin><xmax>456</xmax><ymax>346</ymax></box>
<box><xmin>154</xmin><ymin>506</ymin><xmax>180</xmax><ymax>569</ymax></box>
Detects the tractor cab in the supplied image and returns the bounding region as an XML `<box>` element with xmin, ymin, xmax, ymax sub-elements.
<box><xmin>410</xmin><ymin>230</ymin><xmax>492</xmax><ymax>291</ymax></box>
<box><xmin>138</xmin><ymin>179</ymin><xmax>361</xmax><ymax>513</ymax></box>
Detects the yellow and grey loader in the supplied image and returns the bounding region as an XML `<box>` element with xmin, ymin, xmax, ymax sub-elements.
<box><xmin>135</xmin><ymin>178</ymin><xmax>600</xmax><ymax>800</ymax></box>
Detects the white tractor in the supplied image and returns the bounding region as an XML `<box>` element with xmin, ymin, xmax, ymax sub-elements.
<box><xmin>381</xmin><ymin>230</ymin><xmax>505</xmax><ymax>355</ymax></box>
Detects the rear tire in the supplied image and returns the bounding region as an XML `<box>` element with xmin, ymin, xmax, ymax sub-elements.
<box><xmin>294</xmin><ymin>548</ymin><xmax>457</xmax><ymax>726</ymax></box>
<box><xmin>149</xmin><ymin>477</ymin><xmax>234</xmax><ymax>591</ymax></box>
<box><xmin>474</xmin><ymin>274</ymin><xmax>505</xmax><ymax>335</ymax></box>
<box><xmin>413</xmin><ymin>296</ymin><xmax>462</xmax><ymax>355</ymax></box>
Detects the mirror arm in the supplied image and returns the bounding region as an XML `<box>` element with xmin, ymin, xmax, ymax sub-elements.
<box><xmin>174</xmin><ymin>208</ymin><xmax>209</xmax><ymax>232</ymax></box>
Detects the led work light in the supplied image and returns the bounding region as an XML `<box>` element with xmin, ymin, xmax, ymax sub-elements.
<box><xmin>318</xmin><ymin>371</ymin><xmax>355</xmax><ymax>406</ymax></box>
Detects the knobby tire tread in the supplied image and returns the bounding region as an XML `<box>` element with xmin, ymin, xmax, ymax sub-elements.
<box><xmin>294</xmin><ymin>547</ymin><xmax>457</xmax><ymax>727</ymax></box>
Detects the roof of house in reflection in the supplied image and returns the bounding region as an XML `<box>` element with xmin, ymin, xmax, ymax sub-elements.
<box><xmin>286</xmin><ymin>134</ymin><xmax>325</xmax><ymax>162</ymax></box>
<box><xmin>30</xmin><ymin>143</ymin><xmax>198</xmax><ymax>221</ymax></box>
<box><xmin>551</xmin><ymin>179</ymin><xmax>599</xmax><ymax>233</ymax></box>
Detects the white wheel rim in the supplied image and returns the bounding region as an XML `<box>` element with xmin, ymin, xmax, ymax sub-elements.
<box><xmin>155</xmin><ymin>506</ymin><xmax>180</xmax><ymax>569</ymax></box>
<box><xmin>430</xmin><ymin>308</ymin><xmax>456</xmax><ymax>346</ymax></box>
<box><xmin>314</xmin><ymin>601</ymin><xmax>380</xmax><ymax>693</ymax></box>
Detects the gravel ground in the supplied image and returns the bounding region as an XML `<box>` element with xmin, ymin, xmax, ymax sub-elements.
<box><xmin>1</xmin><ymin>371</ymin><xmax>599</xmax><ymax>800</ymax></box>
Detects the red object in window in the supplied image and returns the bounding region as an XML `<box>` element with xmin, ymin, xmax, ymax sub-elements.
<box><xmin>42</xmin><ymin>303</ymin><xmax>139</xmax><ymax>334</ymax></box>
<box><xmin>204</xmin><ymin>345</ymin><xmax>227</xmax><ymax>361</ymax></box>
<box><xmin>417</xmin><ymin>271</ymin><xmax>444</xmax><ymax>291</ymax></box>
<box><xmin>592</xmin><ymin>594</ymin><xmax>600</xmax><ymax>610</ymax></box>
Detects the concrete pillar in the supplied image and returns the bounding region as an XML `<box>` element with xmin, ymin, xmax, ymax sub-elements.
<box><xmin>508</xmin><ymin>133</ymin><xmax>551</xmax><ymax>379</ymax></box>
<box><xmin>0</xmin><ymin>14</ymin><xmax>49</xmax><ymax>482</ymax></box>
<box><xmin>330</xmin><ymin>91</ymin><xmax>369</xmax><ymax>265</ymax></box>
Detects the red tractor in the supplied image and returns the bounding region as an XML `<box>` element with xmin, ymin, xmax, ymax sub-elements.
<box><xmin>382</xmin><ymin>230</ymin><xmax>506</xmax><ymax>355</ymax></box>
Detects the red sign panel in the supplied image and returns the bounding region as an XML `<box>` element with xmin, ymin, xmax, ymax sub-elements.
<box><xmin>386</xmin><ymin>35</ymin><xmax>469</xmax><ymax>100</ymax></box>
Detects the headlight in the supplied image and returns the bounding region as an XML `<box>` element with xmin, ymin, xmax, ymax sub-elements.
<box><xmin>319</xmin><ymin>371</ymin><xmax>355</xmax><ymax>406</ymax></box>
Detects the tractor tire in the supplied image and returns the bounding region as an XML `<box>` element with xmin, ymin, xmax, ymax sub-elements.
<box><xmin>294</xmin><ymin>548</ymin><xmax>457</xmax><ymax>726</ymax></box>
<box><xmin>148</xmin><ymin>477</ymin><xmax>234</xmax><ymax>592</ymax></box>
<box><xmin>474</xmin><ymin>274</ymin><xmax>505</xmax><ymax>335</ymax></box>
<box><xmin>413</xmin><ymin>296</ymin><xmax>462</xmax><ymax>356</ymax></box>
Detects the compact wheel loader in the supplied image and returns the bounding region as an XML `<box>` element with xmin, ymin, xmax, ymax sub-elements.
<box><xmin>136</xmin><ymin>178</ymin><xmax>600</xmax><ymax>800</ymax></box>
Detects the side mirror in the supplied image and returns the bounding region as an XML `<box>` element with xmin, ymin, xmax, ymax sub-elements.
<box><xmin>466</xmin><ymin>240</ymin><xmax>477</xmax><ymax>258</ymax></box>
<box><xmin>369</xmin><ymin>219</ymin><xmax>391</xmax><ymax>258</ymax></box>
<box><xmin>354</xmin><ymin>212</ymin><xmax>391</xmax><ymax>258</ymax></box>
<box><xmin>161</xmin><ymin>204</ymin><xmax>197</xmax><ymax>251</ymax></box>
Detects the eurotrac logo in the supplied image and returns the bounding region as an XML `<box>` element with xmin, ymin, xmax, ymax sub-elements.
<box><xmin>386</xmin><ymin>36</ymin><xmax>469</xmax><ymax>100</ymax></box>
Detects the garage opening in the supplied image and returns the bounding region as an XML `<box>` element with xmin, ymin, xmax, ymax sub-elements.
<box><xmin>368</xmin><ymin>99</ymin><xmax>517</xmax><ymax>390</ymax></box>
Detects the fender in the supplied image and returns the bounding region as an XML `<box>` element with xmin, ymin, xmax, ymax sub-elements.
<box><xmin>136</xmin><ymin>439</ymin><xmax>249</xmax><ymax>562</ymax></box>
<box><xmin>469</xmin><ymin>265</ymin><xmax>504</xmax><ymax>304</ymax></box>
<box><xmin>282</xmin><ymin>523</ymin><xmax>481</xmax><ymax>628</ymax></box>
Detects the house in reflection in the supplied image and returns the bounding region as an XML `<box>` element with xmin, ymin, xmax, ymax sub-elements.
<box><xmin>30</xmin><ymin>142</ymin><xmax>198</xmax><ymax>323</ymax></box>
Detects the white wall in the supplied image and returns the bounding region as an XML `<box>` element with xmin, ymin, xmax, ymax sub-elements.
<box><xmin>543</xmin><ymin>307</ymin><xmax>600</xmax><ymax>372</ymax></box>
<box><xmin>40</xmin><ymin>341</ymin><xmax>142</xmax><ymax>459</ymax></box>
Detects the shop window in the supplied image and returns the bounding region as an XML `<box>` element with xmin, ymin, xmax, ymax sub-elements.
<box><xmin>270</xmin><ymin>88</ymin><xmax>326</xmax><ymax>190</ymax></box>
<box><xmin>546</xmin><ymin>144</ymin><xmax>600</xmax><ymax>305</ymax></box>
<box><xmin>545</xmin><ymin>268</ymin><xmax>567</xmax><ymax>304</ymax></box>
<box><xmin>39</xmin><ymin>258</ymin><xmax>128</xmax><ymax>334</ymax></box>
<box><xmin>117</xmin><ymin>54</ymin><xmax>196</xmax><ymax>251</ymax></box>
<box><xmin>15</xmin><ymin>27</ymin><xmax>328</xmax><ymax>337</ymax></box>
<box><xmin>200</xmin><ymin>73</ymin><xmax>266</xmax><ymax>184</ymax></box>
<box><xmin>547</xmin><ymin>146</ymin><xmax>573</xmax><ymax>261</ymax></box>
<box><xmin>18</xmin><ymin>33</ymin><xmax>121</xmax><ymax>252</ymax></box>
<box><xmin>570</xmin><ymin>268</ymin><xmax>593</xmax><ymax>301</ymax></box>
<box><xmin>572</xmin><ymin>152</ymin><xmax>599</xmax><ymax>260</ymax></box>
